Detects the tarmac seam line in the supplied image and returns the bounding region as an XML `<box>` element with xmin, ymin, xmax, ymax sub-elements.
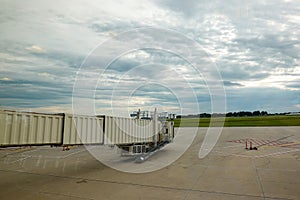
<box><xmin>0</xmin><ymin>169</ymin><xmax>293</xmax><ymax>200</ymax></box>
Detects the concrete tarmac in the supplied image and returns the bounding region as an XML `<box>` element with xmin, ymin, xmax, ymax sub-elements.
<box><xmin>0</xmin><ymin>127</ymin><xmax>299</xmax><ymax>200</ymax></box>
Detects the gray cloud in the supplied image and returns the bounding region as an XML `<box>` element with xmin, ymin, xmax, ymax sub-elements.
<box><xmin>226</xmin><ymin>87</ymin><xmax>299</xmax><ymax>113</ymax></box>
<box><xmin>223</xmin><ymin>81</ymin><xmax>243</xmax><ymax>87</ymax></box>
<box><xmin>287</xmin><ymin>81</ymin><xmax>300</xmax><ymax>89</ymax></box>
<box><xmin>153</xmin><ymin>0</ymin><xmax>201</xmax><ymax>17</ymax></box>
<box><xmin>0</xmin><ymin>0</ymin><xmax>299</xmax><ymax>114</ymax></box>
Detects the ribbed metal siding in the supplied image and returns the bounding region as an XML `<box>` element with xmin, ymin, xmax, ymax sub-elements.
<box><xmin>103</xmin><ymin>116</ymin><xmax>154</xmax><ymax>145</ymax></box>
<box><xmin>63</xmin><ymin>114</ymin><xmax>104</xmax><ymax>145</ymax></box>
<box><xmin>0</xmin><ymin>110</ymin><xmax>63</xmax><ymax>146</ymax></box>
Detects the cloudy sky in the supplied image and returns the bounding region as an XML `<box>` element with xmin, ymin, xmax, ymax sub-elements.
<box><xmin>0</xmin><ymin>0</ymin><xmax>299</xmax><ymax>116</ymax></box>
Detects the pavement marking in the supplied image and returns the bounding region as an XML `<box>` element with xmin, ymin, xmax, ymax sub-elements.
<box><xmin>5</xmin><ymin>155</ymin><xmax>32</xmax><ymax>164</ymax></box>
<box><xmin>40</xmin><ymin>191</ymin><xmax>94</xmax><ymax>200</ymax></box>
<box><xmin>277</xmin><ymin>142</ymin><xmax>300</xmax><ymax>148</ymax></box>
<box><xmin>214</xmin><ymin>149</ymin><xmax>300</xmax><ymax>158</ymax></box>
<box><xmin>0</xmin><ymin>169</ymin><xmax>294</xmax><ymax>200</ymax></box>
<box><xmin>1</xmin><ymin>147</ymin><xmax>89</xmax><ymax>161</ymax></box>
<box><xmin>227</xmin><ymin>139</ymin><xmax>299</xmax><ymax>149</ymax></box>
<box><xmin>62</xmin><ymin>148</ymin><xmax>89</xmax><ymax>159</ymax></box>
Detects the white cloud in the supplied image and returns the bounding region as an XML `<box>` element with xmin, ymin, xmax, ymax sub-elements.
<box><xmin>25</xmin><ymin>45</ymin><xmax>46</xmax><ymax>53</ymax></box>
<box><xmin>285</xmin><ymin>14</ymin><xmax>300</xmax><ymax>25</ymax></box>
<box><xmin>37</xmin><ymin>72</ymin><xmax>51</xmax><ymax>77</ymax></box>
<box><xmin>0</xmin><ymin>52</ymin><xmax>30</xmax><ymax>62</ymax></box>
<box><xmin>0</xmin><ymin>77</ymin><xmax>11</xmax><ymax>81</ymax></box>
<box><xmin>28</xmin><ymin>105</ymin><xmax>73</xmax><ymax>114</ymax></box>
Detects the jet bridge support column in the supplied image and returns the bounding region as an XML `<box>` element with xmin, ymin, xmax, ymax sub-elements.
<box><xmin>153</xmin><ymin>108</ymin><xmax>158</xmax><ymax>147</ymax></box>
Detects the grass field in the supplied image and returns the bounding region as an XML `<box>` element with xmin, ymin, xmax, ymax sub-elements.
<box><xmin>173</xmin><ymin>115</ymin><xmax>300</xmax><ymax>127</ymax></box>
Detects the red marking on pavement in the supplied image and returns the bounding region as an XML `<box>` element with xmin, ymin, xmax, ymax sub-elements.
<box><xmin>227</xmin><ymin>139</ymin><xmax>299</xmax><ymax>149</ymax></box>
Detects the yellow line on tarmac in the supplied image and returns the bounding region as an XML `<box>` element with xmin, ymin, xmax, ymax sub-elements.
<box><xmin>13</xmin><ymin>146</ymin><xmax>36</xmax><ymax>153</ymax></box>
<box><xmin>277</xmin><ymin>142</ymin><xmax>300</xmax><ymax>147</ymax></box>
<box><xmin>261</xmin><ymin>142</ymin><xmax>300</xmax><ymax>149</ymax></box>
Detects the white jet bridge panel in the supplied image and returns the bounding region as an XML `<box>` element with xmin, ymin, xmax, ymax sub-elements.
<box><xmin>0</xmin><ymin>110</ymin><xmax>63</xmax><ymax>146</ymax></box>
<box><xmin>103</xmin><ymin>116</ymin><xmax>155</xmax><ymax>145</ymax></box>
<box><xmin>63</xmin><ymin>114</ymin><xmax>104</xmax><ymax>145</ymax></box>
